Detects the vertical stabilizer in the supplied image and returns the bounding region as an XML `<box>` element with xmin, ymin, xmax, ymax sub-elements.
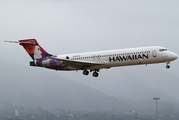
<box><xmin>19</xmin><ymin>39</ymin><xmax>52</xmax><ymax>60</ymax></box>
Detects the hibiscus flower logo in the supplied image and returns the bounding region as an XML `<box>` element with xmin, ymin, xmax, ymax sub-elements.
<box><xmin>23</xmin><ymin>45</ymin><xmax>35</xmax><ymax>54</ymax></box>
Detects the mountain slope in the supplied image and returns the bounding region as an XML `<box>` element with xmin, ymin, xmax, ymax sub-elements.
<box><xmin>0</xmin><ymin>61</ymin><xmax>123</xmax><ymax>111</ymax></box>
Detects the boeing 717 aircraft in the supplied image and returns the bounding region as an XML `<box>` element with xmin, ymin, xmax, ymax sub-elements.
<box><xmin>5</xmin><ymin>39</ymin><xmax>178</xmax><ymax>77</ymax></box>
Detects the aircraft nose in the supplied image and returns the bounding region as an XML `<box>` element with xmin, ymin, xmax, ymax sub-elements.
<box><xmin>171</xmin><ymin>52</ymin><xmax>178</xmax><ymax>60</ymax></box>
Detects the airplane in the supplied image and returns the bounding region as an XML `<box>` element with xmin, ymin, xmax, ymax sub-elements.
<box><xmin>5</xmin><ymin>39</ymin><xmax>178</xmax><ymax>77</ymax></box>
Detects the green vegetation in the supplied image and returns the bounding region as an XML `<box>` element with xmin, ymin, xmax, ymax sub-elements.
<box><xmin>0</xmin><ymin>106</ymin><xmax>179</xmax><ymax>120</ymax></box>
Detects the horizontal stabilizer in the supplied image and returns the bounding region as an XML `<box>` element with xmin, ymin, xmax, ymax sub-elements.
<box><xmin>4</xmin><ymin>40</ymin><xmax>35</xmax><ymax>45</ymax></box>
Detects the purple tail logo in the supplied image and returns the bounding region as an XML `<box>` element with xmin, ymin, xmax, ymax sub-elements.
<box><xmin>19</xmin><ymin>39</ymin><xmax>52</xmax><ymax>60</ymax></box>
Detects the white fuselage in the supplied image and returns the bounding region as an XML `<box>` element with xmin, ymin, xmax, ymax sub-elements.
<box><xmin>56</xmin><ymin>46</ymin><xmax>178</xmax><ymax>71</ymax></box>
<box><xmin>6</xmin><ymin>39</ymin><xmax>178</xmax><ymax>77</ymax></box>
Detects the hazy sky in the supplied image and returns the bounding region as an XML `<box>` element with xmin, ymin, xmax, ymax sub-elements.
<box><xmin>1</xmin><ymin>0</ymin><xmax>179</xmax><ymax>95</ymax></box>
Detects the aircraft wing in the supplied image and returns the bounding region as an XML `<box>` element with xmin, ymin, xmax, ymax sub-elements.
<box><xmin>48</xmin><ymin>57</ymin><xmax>106</xmax><ymax>69</ymax></box>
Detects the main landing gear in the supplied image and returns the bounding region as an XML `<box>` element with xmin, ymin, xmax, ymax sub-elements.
<box><xmin>83</xmin><ymin>70</ymin><xmax>89</xmax><ymax>75</ymax></box>
<box><xmin>83</xmin><ymin>70</ymin><xmax>99</xmax><ymax>77</ymax></box>
<box><xmin>92</xmin><ymin>71</ymin><xmax>99</xmax><ymax>77</ymax></box>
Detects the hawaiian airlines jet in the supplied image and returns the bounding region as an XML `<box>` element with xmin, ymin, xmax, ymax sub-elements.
<box><xmin>5</xmin><ymin>39</ymin><xmax>178</xmax><ymax>77</ymax></box>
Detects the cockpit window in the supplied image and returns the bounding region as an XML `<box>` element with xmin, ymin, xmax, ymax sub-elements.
<box><xmin>159</xmin><ymin>49</ymin><xmax>167</xmax><ymax>52</ymax></box>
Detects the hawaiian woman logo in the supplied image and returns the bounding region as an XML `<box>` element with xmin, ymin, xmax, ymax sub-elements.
<box><xmin>24</xmin><ymin>45</ymin><xmax>42</xmax><ymax>60</ymax></box>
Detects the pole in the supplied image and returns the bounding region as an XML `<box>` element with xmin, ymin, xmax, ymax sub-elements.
<box><xmin>156</xmin><ymin>99</ymin><xmax>157</xmax><ymax>120</ymax></box>
<box><xmin>153</xmin><ymin>98</ymin><xmax>160</xmax><ymax>120</ymax></box>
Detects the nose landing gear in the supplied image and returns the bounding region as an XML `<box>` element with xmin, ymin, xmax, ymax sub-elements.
<box><xmin>166</xmin><ymin>62</ymin><xmax>170</xmax><ymax>69</ymax></box>
<box><xmin>166</xmin><ymin>64</ymin><xmax>170</xmax><ymax>69</ymax></box>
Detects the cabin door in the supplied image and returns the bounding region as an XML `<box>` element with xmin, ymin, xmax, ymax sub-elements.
<box><xmin>152</xmin><ymin>50</ymin><xmax>157</xmax><ymax>57</ymax></box>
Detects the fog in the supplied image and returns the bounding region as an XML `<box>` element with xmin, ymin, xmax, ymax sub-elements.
<box><xmin>0</xmin><ymin>0</ymin><xmax>179</xmax><ymax>113</ymax></box>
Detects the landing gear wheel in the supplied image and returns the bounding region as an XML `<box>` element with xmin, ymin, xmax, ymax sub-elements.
<box><xmin>166</xmin><ymin>65</ymin><xmax>170</xmax><ymax>69</ymax></box>
<box><xmin>83</xmin><ymin>70</ymin><xmax>89</xmax><ymax>75</ymax></box>
<box><xmin>93</xmin><ymin>72</ymin><xmax>99</xmax><ymax>77</ymax></box>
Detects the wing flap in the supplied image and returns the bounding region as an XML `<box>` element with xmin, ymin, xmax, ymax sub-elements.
<box><xmin>48</xmin><ymin>57</ymin><xmax>106</xmax><ymax>69</ymax></box>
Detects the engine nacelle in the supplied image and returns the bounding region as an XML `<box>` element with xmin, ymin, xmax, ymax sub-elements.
<box><xmin>42</xmin><ymin>59</ymin><xmax>51</xmax><ymax>67</ymax></box>
<box><xmin>30</xmin><ymin>59</ymin><xmax>62</xmax><ymax>67</ymax></box>
<box><xmin>30</xmin><ymin>61</ymin><xmax>36</xmax><ymax>66</ymax></box>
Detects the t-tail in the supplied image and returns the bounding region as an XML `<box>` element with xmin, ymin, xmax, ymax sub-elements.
<box><xmin>19</xmin><ymin>39</ymin><xmax>52</xmax><ymax>60</ymax></box>
<box><xmin>5</xmin><ymin>39</ymin><xmax>52</xmax><ymax>60</ymax></box>
<box><xmin>5</xmin><ymin>39</ymin><xmax>63</xmax><ymax>68</ymax></box>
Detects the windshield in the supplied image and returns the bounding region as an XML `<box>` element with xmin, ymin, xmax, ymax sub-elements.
<box><xmin>159</xmin><ymin>49</ymin><xmax>167</xmax><ymax>52</ymax></box>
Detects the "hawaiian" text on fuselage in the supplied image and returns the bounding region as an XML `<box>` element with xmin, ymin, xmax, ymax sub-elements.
<box><xmin>109</xmin><ymin>54</ymin><xmax>149</xmax><ymax>62</ymax></box>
